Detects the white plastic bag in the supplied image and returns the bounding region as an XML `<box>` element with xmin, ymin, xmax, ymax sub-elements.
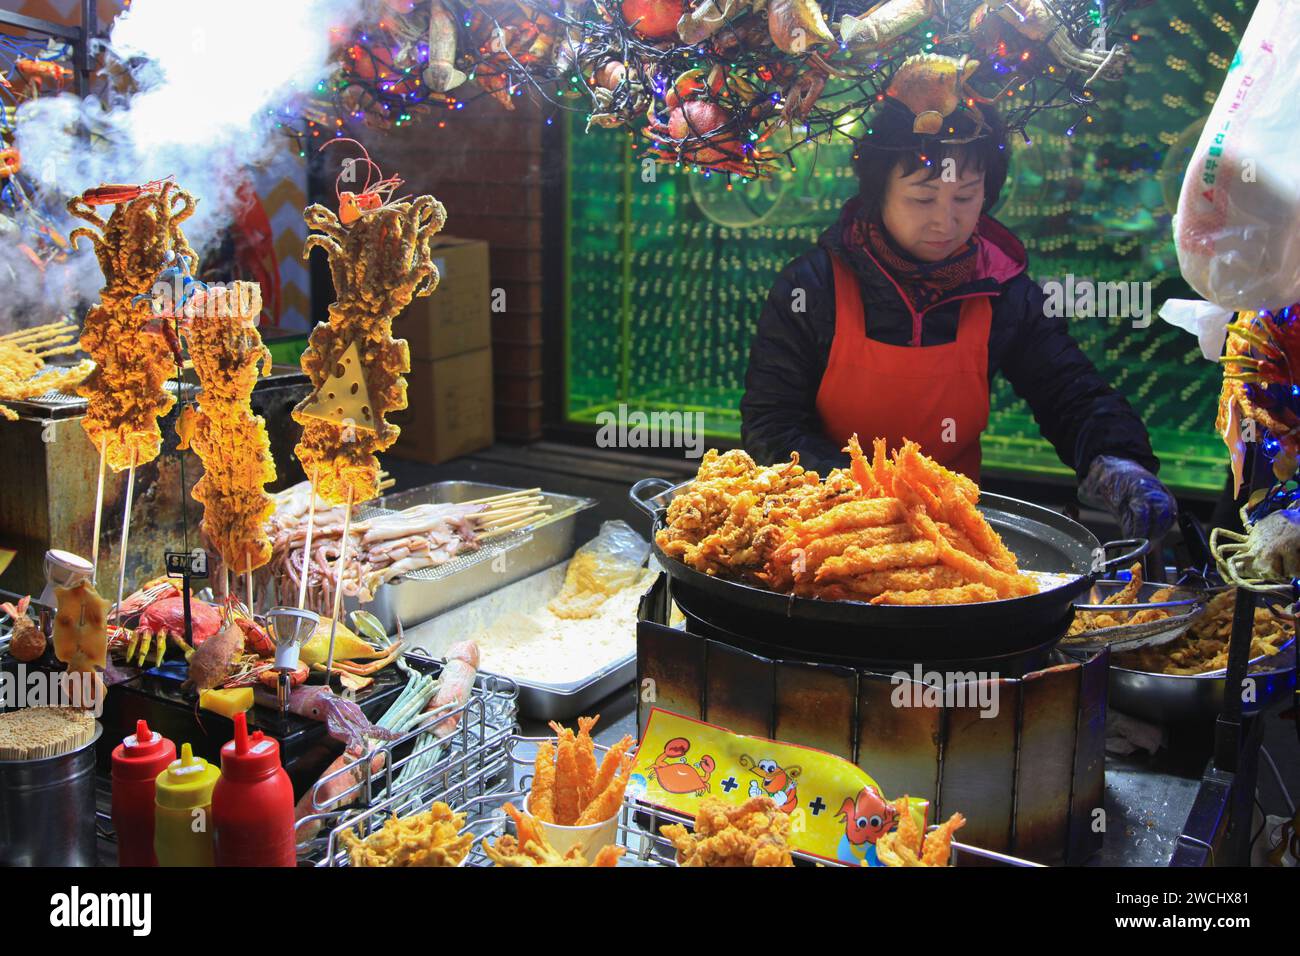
<box><xmin>1174</xmin><ymin>0</ymin><xmax>1300</xmax><ymax>311</ymax></box>
<box><xmin>1157</xmin><ymin>298</ymin><xmax>1234</xmax><ymax>361</ymax></box>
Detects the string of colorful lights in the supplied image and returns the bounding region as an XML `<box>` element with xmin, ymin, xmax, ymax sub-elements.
<box><xmin>276</xmin><ymin>0</ymin><xmax>1141</xmax><ymax>179</ymax></box>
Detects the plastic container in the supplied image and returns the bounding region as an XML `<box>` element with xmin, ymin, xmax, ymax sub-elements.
<box><xmin>212</xmin><ymin>713</ymin><xmax>296</xmax><ymax>867</ymax></box>
<box><xmin>154</xmin><ymin>743</ymin><xmax>219</xmax><ymax>867</ymax></box>
<box><xmin>111</xmin><ymin>719</ymin><xmax>177</xmax><ymax>866</ymax></box>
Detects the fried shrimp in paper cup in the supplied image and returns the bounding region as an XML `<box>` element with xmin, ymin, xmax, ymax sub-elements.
<box><xmin>523</xmin><ymin>788</ymin><xmax>620</xmax><ymax>860</ymax></box>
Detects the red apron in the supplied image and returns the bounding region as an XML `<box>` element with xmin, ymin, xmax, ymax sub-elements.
<box><xmin>815</xmin><ymin>253</ymin><xmax>993</xmax><ymax>480</ymax></box>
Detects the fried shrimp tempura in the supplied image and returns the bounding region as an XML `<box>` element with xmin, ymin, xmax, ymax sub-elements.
<box><xmin>655</xmin><ymin>435</ymin><xmax>1033</xmax><ymax>605</ymax></box>
<box><xmin>874</xmin><ymin>801</ymin><xmax>966</xmax><ymax>867</ymax></box>
<box><xmin>814</xmin><ymin>540</ymin><xmax>939</xmax><ymax>581</ymax></box>
<box><xmin>920</xmin><ymin>812</ymin><xmax>966</xmax><ymax>866</ymax></box>
<box><xmin>794</xmin><ymin>498</ymin><xmax>906</xmax><ymax>543</ymax></box>
<box><xmin>871</xmin><ymin>583</ymin><xmax>1000</xmax><ymax>605</ymax></box>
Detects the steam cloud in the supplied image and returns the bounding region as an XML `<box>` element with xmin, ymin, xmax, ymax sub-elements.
<box><xmin>3</xmin><ymin>0</ymin><xmax>367</xmax><ymax>333</ymax></box>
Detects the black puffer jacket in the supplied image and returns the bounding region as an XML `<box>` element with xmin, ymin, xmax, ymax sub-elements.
<box><xmin>740</xmin><ymin>199</ymin><xmax>1160</xmax><ymax>478</ymax></box>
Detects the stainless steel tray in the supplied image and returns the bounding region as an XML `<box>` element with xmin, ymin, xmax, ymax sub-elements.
<box><xmin>401</xmin><ymin>560</ymin><xmax>638</xmax><ymax>720</ymax></box>
<box><xmin>344</xmin><ymin>481</ymin><xmax>595</xmax><ymax>632</ymax></box>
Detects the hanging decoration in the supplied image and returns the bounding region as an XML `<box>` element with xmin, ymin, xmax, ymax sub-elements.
<box><xmin>279</xmin><ymin>0</ymin><xmax>1140</xmax><ymax>177</ymax></box>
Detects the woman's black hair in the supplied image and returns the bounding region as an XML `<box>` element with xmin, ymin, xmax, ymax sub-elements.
<box><xmin>852</xmin><ymin>100</ymin><xmax>1009</xmax><ymax>220</ymax></box>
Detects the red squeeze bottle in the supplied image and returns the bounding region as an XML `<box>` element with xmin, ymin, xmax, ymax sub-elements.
<box><xmin>111</xmin><ymin>719</ymin><xmax>177</xmax><ymax>867</ymax></box>
<box><xmin>211</xmin><ymin>712</ymin><xmax>296</xmax><ymax>867</ymax></box>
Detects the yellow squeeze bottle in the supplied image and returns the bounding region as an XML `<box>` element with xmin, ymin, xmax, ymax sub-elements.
<box><xmin>154</xmin><ymin>743</ymin><xmax>220</xmax><ymax>867</ymax></box>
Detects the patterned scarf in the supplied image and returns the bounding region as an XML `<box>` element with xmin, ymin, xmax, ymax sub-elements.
<box><xmin>841</xmin><ymin>201</ymin><xmax>980</xmax><ymax>313</ymax></box>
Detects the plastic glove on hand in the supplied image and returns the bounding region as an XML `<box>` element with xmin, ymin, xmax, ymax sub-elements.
<box><xmin>1079</xmin><ymin>456</ymin><xmax>1178</xmax><ymax>541</ymax></box>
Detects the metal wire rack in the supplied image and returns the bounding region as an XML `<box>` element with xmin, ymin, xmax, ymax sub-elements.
<box><xmin>330</xmin><ymin>733</ymin><xmax>1042</xmax><ymax>868</ymax></box>
<box><xmin>297</xmin><ymin>672</ymin><xmax>520</xmax><ymax>866</ymax></box>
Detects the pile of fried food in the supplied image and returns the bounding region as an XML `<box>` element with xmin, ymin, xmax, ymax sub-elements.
<box><xmin>1066</xmin><ymin>563</ymin><xmax>1185</xmax><ymax>636</ymax></box>
<box><xmin>1115</xmin><ymin>588</ymin><xmax>1295</xmax><ymax>676</ymax></box>
<box><xmin>340</xmin><ymin>802</ymin><xmax>473</xmax><ymax>867</ymax></box>
<box><xmin>875</xmin><ymin>801</ymin><xmax>966</xmax><ymax>867</ymax></box>
<box><xmin>660</xmin><ymin>796</ymin><xmax>795</xmax><ymax>867</ymax></box>
<box><xmin>482</xmin><ymin>802</ymin><xmax>624</xmax><ymax>867</ymax></box>
<box><xmin>528</xmin><ymin>716</ymin><xmax>635</xmax><ymax>827</ymax></box>
<box><xmin>656</xmin><ymin>436</ymin><xmax>1036</xmax><ymax>605</ymax></box>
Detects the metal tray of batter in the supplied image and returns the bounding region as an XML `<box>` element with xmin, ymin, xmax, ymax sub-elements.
<box><xmin>399</xmin><ymin>561</ymin><xmax>639</xmax><ymax>720</ymax></box>
<box><xmin>344</xmin><ymin>482</ymin><xmax>595</xmax><ymax>632</ymax></box>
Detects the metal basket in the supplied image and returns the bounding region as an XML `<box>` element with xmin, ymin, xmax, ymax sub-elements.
<box><xmin>298</xmin><ymin>673</ymin><xmax>520</xmax><ymax>866</ymax></box>
<box><xmin>454</xmin><ymin>735</ymin><xmax>1043</xmax><ymax>868</ymax></box>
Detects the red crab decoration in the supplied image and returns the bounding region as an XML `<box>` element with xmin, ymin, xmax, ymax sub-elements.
<box><xmin>109</xmin><ymin>585</ymin><xmax>273</xmax><ymax>668</ymax></box>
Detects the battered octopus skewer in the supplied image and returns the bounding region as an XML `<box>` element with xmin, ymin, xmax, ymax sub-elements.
<box><xmin>293</xmin><ymin>140</ymin><xmax>446</xmax><ymax>675</ymax></box>
<box><xmin>175</xmin><ymin>282</ymin><xmax>277</xmax><ymax>612</ymax></box>
<box><xmin>67</xmin><ymin>178</ymin><xmax>196</xmax><ymax>604</ymax></box>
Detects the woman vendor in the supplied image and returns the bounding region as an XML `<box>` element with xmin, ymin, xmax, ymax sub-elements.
<box><xmin>740</xmin><ymin>63</ymin><xmax>1177</xmax><ymax>541</ymax></box>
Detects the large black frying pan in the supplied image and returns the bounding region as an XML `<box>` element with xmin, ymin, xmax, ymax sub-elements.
<box><xmin>630</xmin><ymin>477</ymin><xmax>1147</xmax><ymax>663</ymax></box>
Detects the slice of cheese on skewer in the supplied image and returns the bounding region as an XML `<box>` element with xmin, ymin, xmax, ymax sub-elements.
<box><xmin>297</xmin><ymin>340</ymin><xmax>377</xmax><ymax>432</ymax></box>
<box><xmin>52</xmin><ymin>581</ymin><xmax>110</xmax><ymax>672</ymax></box>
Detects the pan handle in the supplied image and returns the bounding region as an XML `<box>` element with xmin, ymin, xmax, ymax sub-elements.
<box><xmin>1097</xmin><ymin>538</ymin><xmax>1149</xmax><ymax>574</ymax></box>
<box><xmin>629</xmin><ymin>477</ymin><xmax>675</xmax><ymax>519</ymax></box>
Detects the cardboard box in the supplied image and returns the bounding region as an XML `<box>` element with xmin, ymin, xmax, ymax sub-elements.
<box><xmin>390</xmin><ymin>348</ymin><xmax>494</xmax><ymax>464</ymax></box>
<box><xmin>393</xmin><ymin>236</ymin><xmax>491</xmax><ymax>361</ymax></box>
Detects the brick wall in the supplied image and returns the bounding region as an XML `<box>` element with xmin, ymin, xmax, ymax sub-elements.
<box><xmin>366</xmin><ymin>96</ymin><xmax>550</xmax><ymax>442</ymax></box>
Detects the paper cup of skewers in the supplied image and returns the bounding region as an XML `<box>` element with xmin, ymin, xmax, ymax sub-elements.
<box><xmin>516</xmin><ymin>716</ymin><xmax>635</xmax><ymax>862</ymax></box>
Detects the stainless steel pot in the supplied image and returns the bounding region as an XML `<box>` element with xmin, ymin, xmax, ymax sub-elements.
<box><xmin>0</xmin><ymin>722</ymin><xmax>102</xmax><ymax>866</ymax></box>
<box><xmin>1109</xmin><ymin>642</ymin><xmax>1296</xmax><ymax>724</ymax></box>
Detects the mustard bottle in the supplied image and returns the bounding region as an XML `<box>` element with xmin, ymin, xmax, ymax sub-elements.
<box><xmin>154</xmin><ymin>743</ymin><xmax>220</xmax><ymax>867</ymax></box>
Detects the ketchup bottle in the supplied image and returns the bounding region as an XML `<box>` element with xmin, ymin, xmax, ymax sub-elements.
<box><xmin>111</xmin><ymin>719</ymin><xmax>177</xmax><ymax>867</ymax></box>
<box><xmin>211</xmin><ymin>712</ymin><xmax>296</xmax><ymax>866</ymax></box>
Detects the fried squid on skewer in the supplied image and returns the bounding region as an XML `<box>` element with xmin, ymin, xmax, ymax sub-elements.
<box><xmin>67</xmin><ymin>180</ymin><xmax>196</xmax><ymax>471</ymax></box>
<box><xmin>292</xmin><ymin>143</ymin><xmax>447</xmax><ymax>507</ymax></box>
<box><xmin>176</xmin><ymin>282</ymin><xmax>277</xmax><ymax>577</ymax></box>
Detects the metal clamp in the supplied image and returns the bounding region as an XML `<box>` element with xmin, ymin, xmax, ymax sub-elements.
<box><xmin>628</xmin><ymin>477</ymin><xmax>677</xmax><ymax>520</ymax></box>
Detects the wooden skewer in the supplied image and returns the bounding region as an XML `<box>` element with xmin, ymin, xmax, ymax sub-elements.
<box><xmin>376</xmin><ymin>477</ymin><xmax>396</xmax><ymax>494</ymax></box>
<box><xmin>0</xmin><ymin>321</ymin><xmax>75</xmax><ymax>344</ymax></box>
<box><xmin>113</xmin><ymin>447</ymin><xmax>138</xmax><ymax>624</ymax></box>
<box><xmin>245</xmin><ymin>560</ymin><xmax>255</xmax><ymax>617</ymax></box>
<box><xmin>476</xmin><ymin>505</ymin><xmax>552</xmax><ymax>526</ymax></box>
<box><xmin>461</xmin><ymin>487</ymin><xmax>541</xmax><ymax>507</ymax></box>
<box><xmin>91</xmin><ymin>435</ymin><xmax>107</xmax><ymax>588</ymax></box>
<box><xmin>323</xmin><ymin>486</ymin><xmax>356</xmax><ymax>682</ymax></box>
<box><xmin>476</xmin><ymin>499</ymin><xmax>545</xmax><ymax>519</ymax></box>
<box><xmin>478</xmin><ymin>514</ymin><xmax>538</xmax><ymax>541</ymax></box>
<box><xmin>297</xmin><ymin>465</ymin><xmax>320</xmax><ymax>611</ymax></box>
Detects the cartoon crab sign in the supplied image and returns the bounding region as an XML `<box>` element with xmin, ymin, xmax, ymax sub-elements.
<box><xmin>634</xmin><ymin>707</ymin><xmax>931</xmax><ymax>865</ymax></box>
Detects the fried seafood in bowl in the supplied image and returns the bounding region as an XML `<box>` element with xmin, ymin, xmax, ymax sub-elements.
<box><xmin>653</xmin><ymin>435</ymin><xmax>1036</xmax><ymax>605</ymax></box>
<box><xmin>1114</xmin><ymin>588</ymin><xmax>1294</xmax><ymax>675</ymax></box>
